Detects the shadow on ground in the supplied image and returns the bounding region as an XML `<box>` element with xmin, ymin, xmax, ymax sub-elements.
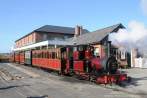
<box><xmin>0</xmin><ymin>85</ymin><xmax>30</xmax><ymax>90</ymax></box>
<box><xmin>123</xmin><ymin>76</ymin><xmax>147</xmax><ymax>87</ymax></box>
<box><xmin>27</xmin><ymin>95</ymin><xmax>48</xmax><ymax>98</ymax></box>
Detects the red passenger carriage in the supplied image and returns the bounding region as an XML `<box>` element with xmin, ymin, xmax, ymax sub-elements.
<box><xmin>32</xmin><ymin>49</ymin><xmax>62</xmax><ymax>71</ymax></box>
<box><xmin>11</xmin><ymin>42</ymin><xmax>130</xmax><ymax>85</ymax></box>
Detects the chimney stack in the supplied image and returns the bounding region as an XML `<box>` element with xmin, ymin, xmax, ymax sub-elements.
<box><xmin>75</xmin><ymin>25</ymin><xmax>82</xmax><ymax>37</ymax></box>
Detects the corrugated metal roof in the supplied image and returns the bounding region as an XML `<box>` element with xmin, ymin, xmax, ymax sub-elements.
<box><xmin>68</xmin><ymin>23</ymin><xmax>125</xmax><ymax>45</ymax></box>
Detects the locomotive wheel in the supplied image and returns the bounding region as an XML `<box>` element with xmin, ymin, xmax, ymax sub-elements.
<box><xmin>127</xmin><ymin>76</ymin><xmax>132</xmax><ymax>83</ymax></box>
<box><xmin>58</xmin><ymin>71</ymin><xmax>62</xmax><ymax>76</ymax></box>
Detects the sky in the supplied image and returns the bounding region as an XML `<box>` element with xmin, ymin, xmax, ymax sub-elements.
<box><xmin>0</xmin><ymin>0</ymin><xmax>146</xmax><ymax>53</ymax></box>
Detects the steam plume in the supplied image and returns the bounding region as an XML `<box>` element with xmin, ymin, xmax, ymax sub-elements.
<box><xmin>109</xmin><ymin>21</ymin><xmax>147</xmax><ymax>56</ymax></box>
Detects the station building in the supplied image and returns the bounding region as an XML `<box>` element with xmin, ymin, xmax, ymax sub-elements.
<box><xmin>14</xmin><ymin>25</ymin><xmax>89</xmax><ymax>51</ymax></box>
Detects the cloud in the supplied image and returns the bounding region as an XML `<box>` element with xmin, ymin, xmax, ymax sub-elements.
<box><xmin>141</xmin><ymin>0</ymin><xmax>147</xmax><ymax>15</ymax></box>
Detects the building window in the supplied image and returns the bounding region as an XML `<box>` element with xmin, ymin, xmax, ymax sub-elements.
<box><xmin>43</xmin><ymin>34</ymin><xmax>47</xmax><ymax>40</ymax></box>
<box><xmin>64</xmin><ymin>36</ymin><xmax>68</xmax><ymax>39</ymax></box>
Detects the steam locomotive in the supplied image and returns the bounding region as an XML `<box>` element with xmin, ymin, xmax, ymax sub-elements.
<box><xmin>10</xmin><ymin>42</ymin><xmax>129</xmax><ymax>85</ymax></box>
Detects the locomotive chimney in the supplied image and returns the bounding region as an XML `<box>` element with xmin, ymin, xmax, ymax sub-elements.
<box><xmin>74</xmin><ymin>25</ymin><xmax>82</xmax><ymax>37</ymax></box>
<box><xmin>107</xmin><ymin>41</ymin><xmax>111</xmax><ymax>58</ymax></box>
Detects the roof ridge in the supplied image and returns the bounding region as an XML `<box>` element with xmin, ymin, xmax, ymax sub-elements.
<box><xmin>91</xmin><ymin>23</ymin><xmax>123</xmax><ymax>33</ymax></box>
<box><xmin>74</xmin><ymin>23</ymin><xmax>122</xmax><ymax>38</ymax></box>
<box><xmin>34</xmin><ymin>25</ymin><xmax>75</xmax><ymax>31</ymax></box>
<box><xmin>35</xmin><ymin>24</ymin><xmax>89</xmax><ymax>31</ymax></box>
<box><xmin>69</xmin><ymin>23</ymin><xmax>125</xmax><ymax>45</ymax></box>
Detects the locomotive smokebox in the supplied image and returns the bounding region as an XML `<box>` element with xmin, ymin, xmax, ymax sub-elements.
<box><xmin>107</xmin><ymin>41</ymin><xmax>111</xmax><ymax>58</ymax></box>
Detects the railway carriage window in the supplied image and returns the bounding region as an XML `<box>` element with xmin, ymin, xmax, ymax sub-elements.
<box><xmin>36</xmin><ymin>52</ymin><xmax>38</xmax><ymax>58</ymax></box>
<box><xmin>42</xmin><ymin>52</ymin><xmax>44</xmax><ymax>58</ymax></box>
<box><xmin>49</xmin><ymin>52</ymin><xmax>52</xmax><ymax>59</ymax></box>
<box><xmin>78</xmin><ymin>46</ymin><xmax>84</xmax><ymax>51</ymax></box>
<box><xmin>39</xmin><ymin>52</ymin><xmax>42</xmax><ymax>58</ymax></box>
<box><xmin>118</xmin><ymin>51</ymin><xmax>121</xmax><ymax>59</ymax></box>
<box><xmin>32</xmin><ymin>53</ymin><xmax>35</xmax><ymax>58</ymax></box>
<box><xmin>54</xmin><ymin>50</ymin><xmax>56</xmax><ymax>59</ymax></box>
<box><xmin>35</xmin><ymin>53</ymin><xmax>37</xmax><ymax>58</ymax></box>
<box><xmin>94</xmin><ymin>47</ymin><xmax>100</xmax><ymax>57</ymax></box>
<box><xmin>56</xmin><ymin>50</ymin><xmax>59</xmax><ymax>59</ymax></box>
<box><xmin>36</xmin><ymin>52</ymin><xmax>37</xmax><ymax>58</ymax></box>
<box><xmin>46</xmin><ymin>52</ymin><xmax>49</xmax><ymax>58</ymax></box>
<box><xmin>44</xmin><ymin>52</ymin><xmax>46</xmax><ymax>58</ymax></box>
<box><xmin>32</xmin><ymin>53</ymin><xmax>34</xmax><ymax>58</ymax></box>
<box><xmin>55</xmin><ymin>52</ymin><xmax>57</xmax><ymax>59</ymax></box>
<box><xmin>48</xmin><ymin>52</ymin><xmax>50</xmax><ymax>59</ymax></box>
<box><xmin>43</xmin><ymin>52</ymin><xmax>45</xmax><ymax>58</ymax></box>
<box><xmin>42</xmin><ymin>52</ymin><xmax>43</xmax><ymax>58</ymax></box>
<box><xmin>47</xmin><ymin>52</ymin><xmax>49</xmax><ymax>59</ymax></box>
<box><xmin>41</xmin><ymin>52</ymin><xmax>43</xmax><ymax>58</ymax></box>
<box><xmin>64</xmin><ymin>52</ymin><xmax>67</xmax><ymax>59</ymax></box>
<box><xmin>31</xmin><ymin>52</ymin><xmax>33</xmax><ymax>58</ymax></box>
<box><xmin>120</xmin><ymin>50</ymin><xmax>126</xmax><ymax>60</ymax></box>
<box><xmin>43</xmin><ymin>52</ymin><xmax>46</xmax><ymax>58</ymax></box>
<box><xmin>73</xmin><ymin>47</ymin><xmax>77</xmax><ymax>51</ymax></box>
<box><xmin>38</xmin><ymin>52</ymin><xmax>40</xmax><ymax>58</ymax></box>
<box><xmin>46</xmin><ymin>52</ymin><xmax>48</xmax><ymax>58</ymax></box>
<box><xmin>37</xmin><ymin>53</ymin><xmax>40</xmax><ymax>58</ymax></box>
<box><xmin>61</xmin><ymin>51</ymin><xmax>65</xmax><ymax>59</ymax></box>
<box><xmin>58</xmin><ymin>51</ymin><xmax>61</xmax><ymax>59</ymax></box>
<box><xmin>49</xmin><ymin>52</ymin><xmax>51</xmax><ymax>59</ymax></box>
<box><xmin>36</xmin><ymin>53</ymin><xmax>38</xmax><ymax>58</ymax></box>
<box><xmin>59</xmin><ymin>51</ymin><xmax>61</xmax><ymax>59</ymax></box>
<box><xmin>52</xmin><ymin>52</ymin><xmax>55</xmax><ymax>59</ymax></box>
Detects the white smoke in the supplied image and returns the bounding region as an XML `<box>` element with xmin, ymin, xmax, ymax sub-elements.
<box><xmin>141</xmin><ymin>0</ymin><xmax>147</xmax><ymax>15</ymax></box>
<box><xmin>109</xmin><ymin>21</ymin><xmax>147</xmax><ymax>55</ymax></box>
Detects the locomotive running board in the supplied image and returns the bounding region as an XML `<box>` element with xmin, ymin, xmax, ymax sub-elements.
<box><xmin>96</xmin><ymin>74</ymin><xmax>128</xmax><ymax>85</ymax></box>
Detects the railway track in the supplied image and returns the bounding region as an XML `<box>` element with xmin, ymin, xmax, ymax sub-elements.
<box><xmin>0</xmin><ymin>68</ymin><xmax>23</xmax><ymax>81</ymax></box>
<box><xmin>0</xmin><ymin>63</ymin><xmax>50</xmax><ymax>98</ymax></box>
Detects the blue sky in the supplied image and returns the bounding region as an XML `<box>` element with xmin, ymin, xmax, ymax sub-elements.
<box><xmin>0</xmin><ymin>0</ymin><xmax>146</xmax><ymax>53</ymax></box>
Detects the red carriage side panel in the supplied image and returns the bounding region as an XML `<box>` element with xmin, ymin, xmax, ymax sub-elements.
<box><xmin>47</xmin><ymin>59</ymin><xmax>61</xmax><ymax>70</ymax></box>
<box><xmin>32</xmin><ymin>51</ymin><xmax>37</xmax><ymax>66</ymax></box>
<box><xmin>73</xmin><ymin>60</ymin><xmax>84</xmax><ymax>74</ymax></box>
<box><xmin>15</xmin><ymin>52</ymin><xmax>20</xmax><ymax>63</ymax></box>
<box><xmin>32</xmin><ymin>49</ymin><xmax>61</xmax><ymax>71</ymax></box>
<box><xmin>73</xmin><ymin>51</ymin><xmax>79</xmax><ymax>60</ymax></box>
<box><xmin>85</xmin><ymin>50</ymin><xmax>92</xmax><ymax>59</ymax></box>
<box><xmin>19</xmin><ymin>52</ymin><xmax>25</xmax><ymax>64</ymax></box>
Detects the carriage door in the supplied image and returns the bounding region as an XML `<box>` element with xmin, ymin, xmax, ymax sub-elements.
<box><xmin>61</xmin><ymin>47</ymin><xmax>73</xmax><ymax>74</ymax></box>
<box><xmin>67</xmin><ymin>47</ymin><xmax>73</xmax><ymax>71</ymax></box>
<box><xmin>61</xmin><ymin>47</ymin><xmax>67</xmax><ymax>73</ymax></box>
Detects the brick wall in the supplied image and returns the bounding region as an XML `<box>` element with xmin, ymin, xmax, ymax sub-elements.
<box><xmin>15</xmin><ymin>32</ymin><xmax>74</xmax><ymax>48</ymax></box>
<box><xmin>15</xmin><ymin>32</ymin><xmax>36</xmax><ymax>48</ymax></box>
